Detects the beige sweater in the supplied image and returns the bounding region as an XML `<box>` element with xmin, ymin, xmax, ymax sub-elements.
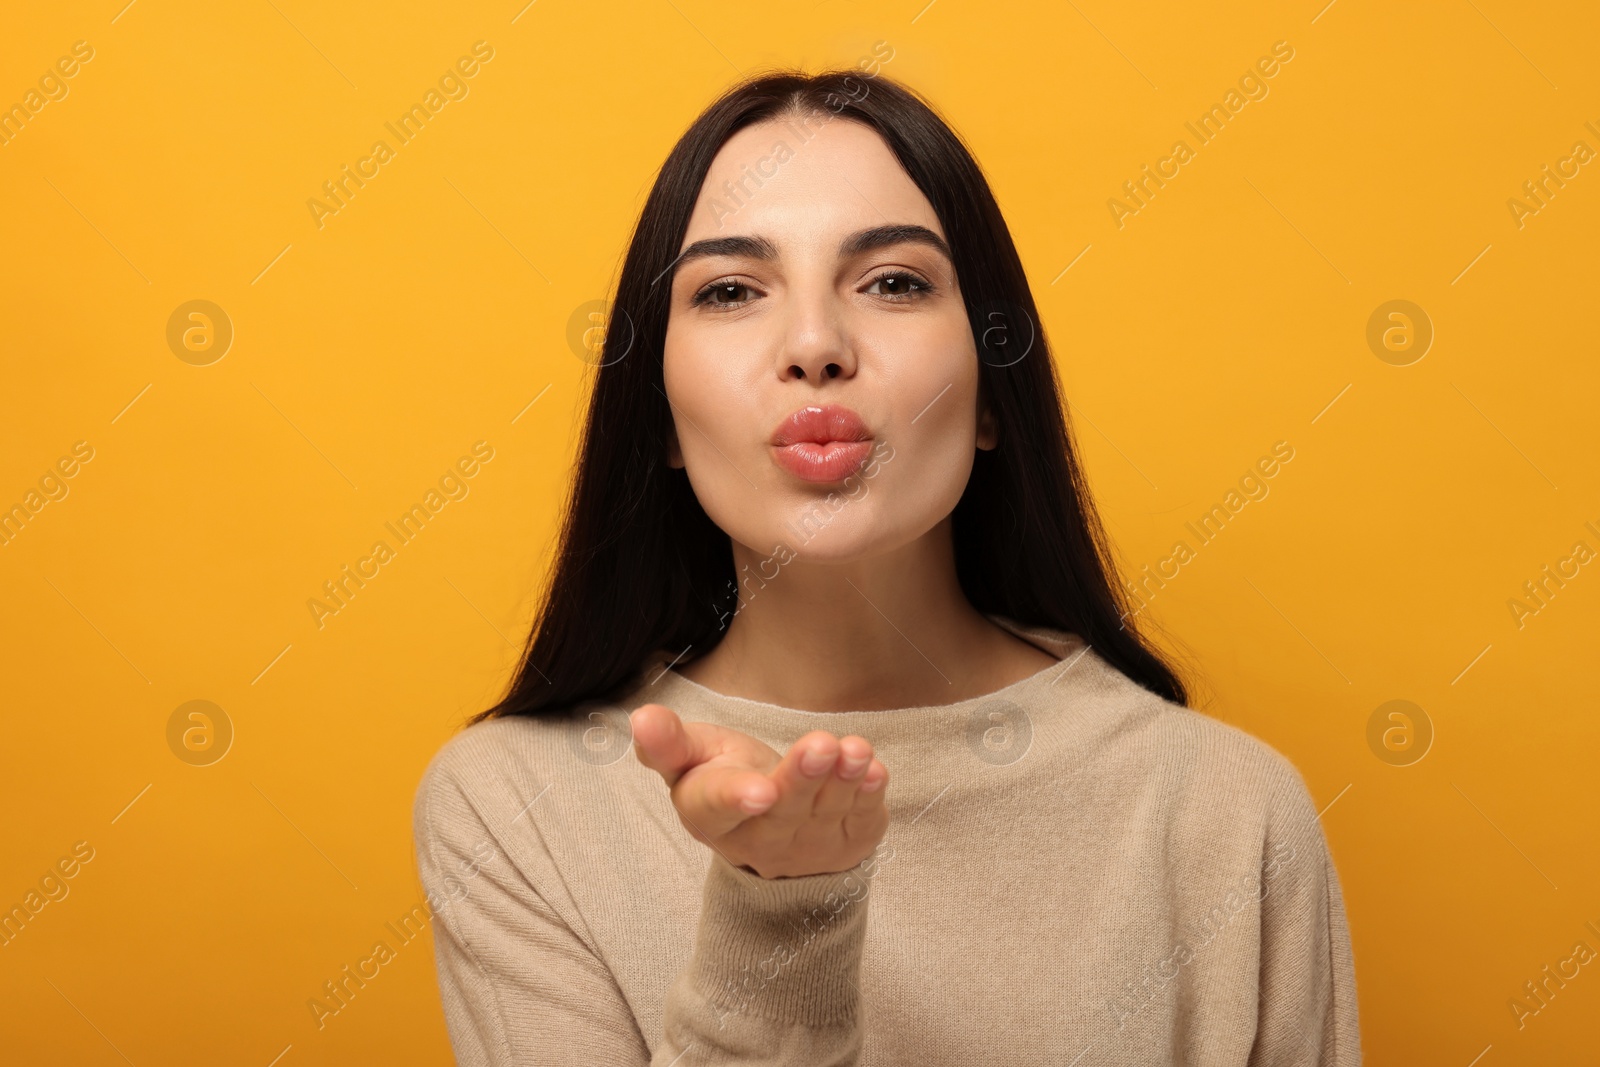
<box><xmin>412</xmin><ymin>616</ymin><xmax>1361</xmax><ymax>1065</ymax></box>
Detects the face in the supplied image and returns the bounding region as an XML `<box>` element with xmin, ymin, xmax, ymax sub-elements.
<box><xmin>662</xmin><ymin>114</ymin><xmax>995</xmax><ymax>564</ymax></box>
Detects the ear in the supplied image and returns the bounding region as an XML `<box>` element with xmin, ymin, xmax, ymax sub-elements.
<box><xmin>976</xmin><ymin>377</ymin><xmax>999</xmax><ymax>451</ymax></box>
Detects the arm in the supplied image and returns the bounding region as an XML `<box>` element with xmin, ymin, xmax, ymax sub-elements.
<box><xmin>414</xmin><ymin>759</ymin><xmax>873</xmax><ymax>1066</ymax></box>
<box><xmin>1248</xmin><ymin>773</ymin><xmax>1362</xmax><ymax>1066</ymax></box>
<box><xmin>633</xmin><ymin>704</ymin><xmax>890</xmax><ymax>1063</ymax></box>
<box><xmin>414</xmin><ymin>759</ymin><xmax>650</xmax><ymax>1064</ymax></box>
<box><xmin>659</xmin><ymin>851</ymin><xmax>872</xmax><ymax>1065</ymax></box>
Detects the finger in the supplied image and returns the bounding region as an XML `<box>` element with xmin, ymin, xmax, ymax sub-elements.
<box><xmin>763</xmin><ymin>731</ymin><xmax>841</xmax><ymax>823</ymax></box>
<box><xmin>629</xmin><ymin>704</ymin><xmax>714</xmax><ymax>789</ymax></box>
<box><xmin>859</xmin><ymin>757</ymin><xmax>887</xmax><ymax>794</ymax></box>
<box><xmin>675</xmin><ymin>762</ymin><xmax>778</xmax><ymax>839</ymax></box>
<box><xmin>842</xmin><ymin>759</ymin><xmax>889</xmax><ymax>840</ymax></box>
<box><xmin>812</xmin><ymin>736</ymin><xmax>874</xmax><ymax>822</ymax></box>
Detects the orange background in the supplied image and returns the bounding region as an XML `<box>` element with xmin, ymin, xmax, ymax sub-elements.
<box><xmin>2</xmin><ymin>1</ymin><xmax>1597</xmax><ymax>1063</ymax></box>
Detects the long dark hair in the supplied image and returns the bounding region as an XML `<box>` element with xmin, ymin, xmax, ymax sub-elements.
<box><xmin>471</xmin><ymin>68</ymin><xmax>1189</xmax><ymax>724</ymax></box>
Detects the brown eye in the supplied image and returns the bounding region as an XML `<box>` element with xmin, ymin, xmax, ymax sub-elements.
<box><xmin>865</xmin><ymin>270</ymin><xmax>934</xmax><ymax>300</ymax></box>
<box><xmin>693</xmin><ymin>280</ymin><xmax>754</xmax><ymax>308</ymax></box>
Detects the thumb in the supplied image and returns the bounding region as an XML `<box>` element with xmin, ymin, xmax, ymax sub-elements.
<box><xmin>630</xmin><ymin>704</ymin><xmax>704</xmax><ymax>788</ymax></box>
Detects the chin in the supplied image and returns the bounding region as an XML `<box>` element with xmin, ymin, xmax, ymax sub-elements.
<box><xmin>771</xmin><ymin>499</ymin><xmax>931</xmax><ymax>563</ymax></box>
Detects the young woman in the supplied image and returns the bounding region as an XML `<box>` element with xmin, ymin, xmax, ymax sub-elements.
<box><xmin>413</xmin><ymin>68</ymin><xmax>1360</xmax><ymax>1066</ymax></box>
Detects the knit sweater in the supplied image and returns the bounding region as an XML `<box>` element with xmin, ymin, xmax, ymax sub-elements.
<box><xmin>411</xmin><ymin>615</ymin><xmax>1361</xmax><ymax>1065</ymax></box>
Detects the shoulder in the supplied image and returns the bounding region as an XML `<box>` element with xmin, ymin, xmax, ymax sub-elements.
<box><xmin>412</xmin><ymin>716</ymin><xmax>534</xmax><ymax>851</ymax></box>
<box><xmin>411</xmin><ymin>702</ymin><xmax>647</xmax><ymax>848</ymax></box>
<box><xmin>1068</xmin><ymin>652</ymin><xmax>1323</xmax><ymax>837</ymax></box>
<box><xmin>417</xmin><ymin>712</ymin><xmax>551</xmax><ymax>778</ymax></box>
<box><xmin>412</xmin><ymin>711</ymin><xmax>587</xmax><ymax>836</ymax></box>
<box><xmin>1169</xmin><ymin>702</ymin><xmax>1316</xmax><ymax>810</ymax></box>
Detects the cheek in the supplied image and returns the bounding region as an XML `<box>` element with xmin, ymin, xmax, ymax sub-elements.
<box><xmin>662</xmin><ymin>327</ymin><xmax>766</xmax><ymax>535</ymax></box>
<box><xmin>880</xmin><ymin>326</ymin><xmax>981</xmax><ymax>523</ymax></box>
<box><xmin>825</xmin><ymin>347</ymin><xmax>985</xmax><ymax>550</ymax></box>
<box><xmin>664</xmin><ymin>322</ymin><xmax>745</xmax><ymax>454</ymax></box>
<box><xmin>890</xmin><ymin>386</ymin><xmax>979</xmax><ymax>511</ymax></box>
<box><xmin>878</xmin><ymin>319</ymin><xmax>981</xmax><ymax>478</ymax></box>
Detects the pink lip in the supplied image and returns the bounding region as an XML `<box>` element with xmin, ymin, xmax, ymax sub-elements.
<box><xmin>770</xmin><ymin>404</ymin><xmax>873</xmax><ymax>483</ymax></box>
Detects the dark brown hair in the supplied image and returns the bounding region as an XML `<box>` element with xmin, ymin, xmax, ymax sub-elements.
<box><xmin>471</xmin><ymin>68</ymin><xmax>1188</xmax><ymax>723</ymax></box>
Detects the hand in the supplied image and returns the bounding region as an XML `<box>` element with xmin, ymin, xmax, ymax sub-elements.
<box><xmin>629</xmin><ymin>703</ymin><xmax>890</xmax><ymax>880</ymax></box>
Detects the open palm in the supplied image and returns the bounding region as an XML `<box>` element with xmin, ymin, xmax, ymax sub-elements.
<box><xmin>630</xmin><ymin>703</ymin><xmax>890</xmax><ymax>880</ymax></box>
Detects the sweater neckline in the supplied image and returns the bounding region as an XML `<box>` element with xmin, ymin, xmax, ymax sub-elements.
<box><xmin>632</xmin><ymin>614</ymin><xmax>1090</xmax><ymax>721</ymax></box>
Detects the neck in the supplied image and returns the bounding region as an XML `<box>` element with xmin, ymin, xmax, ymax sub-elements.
<box><xmin>677</xmin><ymin>517</ymin><xmax>1056</xmax><ymax>711</ymax></box>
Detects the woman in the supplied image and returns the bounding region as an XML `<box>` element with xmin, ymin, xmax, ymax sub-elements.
<box><xmin>413</xmin><ymin>67</ymin><xmax>1360</xmax><ymax>1065</ymax></box>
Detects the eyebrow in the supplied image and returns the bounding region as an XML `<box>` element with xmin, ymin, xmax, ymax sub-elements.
<box><xmin>669</xmin><ymin>223</ymin><xmax>952</xmax><ymax>280</ymax></box>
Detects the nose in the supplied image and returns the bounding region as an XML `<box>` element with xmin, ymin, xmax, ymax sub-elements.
<box><xmin>775</xmin><ymin>286</ymin><xmax>857</xmax><ymax>384</ymax></box>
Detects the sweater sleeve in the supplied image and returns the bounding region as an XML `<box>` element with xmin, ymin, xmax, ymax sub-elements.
<box><xmin>657</xmin><ymin>851</ymin><xmax>870</xmax><ymax>1065</ymax></box>
<box><xmin>1247</xmin><ymin>771</ymin><xmax>1362</xmax><ymax>1067</ymax></box>
<box><xmin>413</xmin><ymin>757</ymin><xmax>871</xmax><ymax>1066</ymax></box>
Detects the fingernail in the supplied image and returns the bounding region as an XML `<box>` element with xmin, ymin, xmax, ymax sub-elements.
<box><xmin>741</xmin><ymin>795</ymin><xmax>770</xmax><ymax>814</ymax></box>
<box><xmin>800</xmin><ymin>746</ymin><xmax>835</xmax><ymax>777</ymax></box>
<box><xmin>838</xmin><ymin>754</ymin><xmax>868</xmax><ymax>778</ymax></box>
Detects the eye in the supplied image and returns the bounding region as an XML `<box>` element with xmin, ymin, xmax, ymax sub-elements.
<box><xmin>864</xmin><ymin>269</ymin><xmax>935</xmax><ymax>301</ymax></box>
<box><xmin>691</xmin><ymin>278</ymin><xmax>759</xmax><ymax>310</ymax></box>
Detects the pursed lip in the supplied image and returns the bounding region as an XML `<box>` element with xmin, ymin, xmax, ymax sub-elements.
<box><xmin>769</xmin><ymin>404</ymin><xmax>871</xmax><ymax>446</ymax></box>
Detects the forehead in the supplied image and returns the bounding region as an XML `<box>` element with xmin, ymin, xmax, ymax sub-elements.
<box><xmin>680</xmin><ymin>116</ymin><xmax>944</xmax><ymax>250</ymax></box>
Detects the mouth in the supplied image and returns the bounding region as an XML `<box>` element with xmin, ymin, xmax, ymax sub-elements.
<box><xmin>769</xmin><ymin>404</ymin><xmax>874</xmax><ymax>484</ymax></box>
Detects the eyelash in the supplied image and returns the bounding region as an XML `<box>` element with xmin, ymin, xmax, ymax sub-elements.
<box><xmin>690</xmin><ymin>268</ymin><xmax>937</xmax><ymax>310</ymax></box>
